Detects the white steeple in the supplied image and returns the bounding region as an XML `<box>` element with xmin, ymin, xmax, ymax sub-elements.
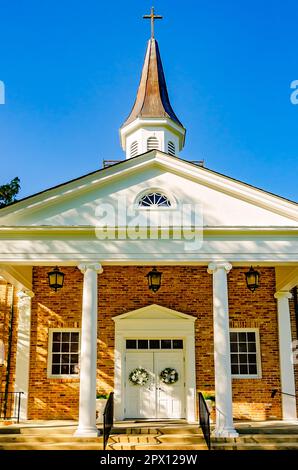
<box><xmin>120</xmin><ymin>9</ymin><xmax>186</xmax><ymax>159</ymax></box>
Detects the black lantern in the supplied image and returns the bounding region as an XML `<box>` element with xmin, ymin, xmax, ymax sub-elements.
<box><xmin>48</xmin><ymin>266</ymin><xmax>65</xmax><ymax>292</ymax></box>
<box><xmin>245</xmin><ymin>266</ymin><xmax>260</xmax><ymax>292</ymax></box>
<box><xmin>146</xmin><ymin>267</ymin><xmax>162</xmax><ymax>293</ymax></box>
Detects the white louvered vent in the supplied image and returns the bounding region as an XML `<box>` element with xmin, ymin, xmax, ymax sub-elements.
<box><xmin>168</xmin><ymin>141</ymin><xmax>175</xmax><ymax>156</ymax></box>
<box><xmin>130</xmin><ymin>141</ymin><xmax>138</xmax><ymax>158</ymax></box>
<box><xmin>147</xmin><ymin>136</ymin><xmax>159</xmax><ymax>151</ymax></box>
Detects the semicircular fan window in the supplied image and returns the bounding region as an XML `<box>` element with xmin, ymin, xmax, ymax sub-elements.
<box><xmin>138</xmin><ymin>192</ymin><xmax>172</xmax><ymax>208</ymax></box>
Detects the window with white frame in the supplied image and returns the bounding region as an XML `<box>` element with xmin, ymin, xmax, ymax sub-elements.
<box><xmin>49</xmin><ymin>329</ymin><xmax>80</xmax><ymax>377</ymax></box>
<box><xmin>230</xmin><ymin>329</ymin><xmax>261</xmax><ymax>378</ymax></box>
<box><xmin>138</xmin><ymin>191</ymin><xmax>172</xmax><ymax>207</ymax></box>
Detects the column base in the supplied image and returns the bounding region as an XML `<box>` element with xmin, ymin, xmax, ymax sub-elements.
<box><xmin>74</xmin><ymin>426</ymin><xmax>100</xmax><ymax>437</ymax></box>
<box><xmin>213</xmin><ymin>428</ymin><xmax>239</xmax><ymax>438</ymax></box>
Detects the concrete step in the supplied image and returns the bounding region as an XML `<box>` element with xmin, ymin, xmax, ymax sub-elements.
<box><xmin>214</xmin><ymin>435</ymin><xmax>298</xmax><ymax>444</ymax></box>
<box><xmin>212</xmin><ymin>443</ymin><xmax>298</xmax><ymax>450</ymax></box>
<box><xmin>0</xmin><ymin>426</ymin><xmax>76</xmax><ymax>435</ymax></box>
<box><xmin>107</xmin><ymin>443</ymin><xmax>208</xmax><ymax>451</ymax></box>
<box><xmin>109</xmin><ymin>433</ymin><xmax>205</xmax><ymax>445</ymax></box>
<box><xmin>123</xmin><ymin>425</ymin><xmax>201</xmax><ymax>435</ymax></box>
<box><xmin>0</xmin><ymin>434</ymin><xmax>103</xmax><ymax>443</ymax></box>
<box><xmin>0</xmin><ymin>442</ymin><xmax>104</xmax><ymax>451</ymax></box>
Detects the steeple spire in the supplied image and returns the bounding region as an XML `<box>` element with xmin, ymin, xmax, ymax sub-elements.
<box><xmin>120</xmin><ymin>10</ymin><xmax>186</xmax><ymax>159</ymax></box>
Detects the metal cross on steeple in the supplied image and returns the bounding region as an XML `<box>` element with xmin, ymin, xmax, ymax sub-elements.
<box><xmin>143</xmin><ymin>6</ymin><xmax>163</xmax><ymax>39</ymax></box>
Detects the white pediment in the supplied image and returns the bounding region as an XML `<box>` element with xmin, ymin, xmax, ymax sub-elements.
<box><xmin>113</xmin><ymin>304</ymin><xmax>196</xmax><ymax>322</ymax></box>
<box><xmin>0</xmin><ymin>151</ymin><xmax>297</xmax><ymax>228</ymax></box>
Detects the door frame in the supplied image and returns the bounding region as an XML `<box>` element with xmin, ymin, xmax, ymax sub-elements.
<box><xmin>113</xmin><ymin>304</ymin><xmax>196</xmax><ymax>422</ymax></box>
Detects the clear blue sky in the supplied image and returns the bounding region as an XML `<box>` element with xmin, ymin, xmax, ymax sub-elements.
<box><xmin>0</xmin><ymin>0</ymin><xmax>297</xmax><ymax>201</ymax></box>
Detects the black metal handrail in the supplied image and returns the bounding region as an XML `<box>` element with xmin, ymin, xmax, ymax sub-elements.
<box><xmin>0</xmin><ymin>391</ymin><xmax>23</xmax><ymax>423</ymax></box>
<box><xmin>198</xmin><ymin>392</ymin><xmax>211</xmax><ymax>450</ymax></box>
<box><xmin>271</xmin><ymin>389</ymin><xmax>297</xmax><ymax>398</ymax></box>
<box><xmin>103</xmin><ymin>392</ymin><xmax>114</xmax><ymax>450</ymax></box>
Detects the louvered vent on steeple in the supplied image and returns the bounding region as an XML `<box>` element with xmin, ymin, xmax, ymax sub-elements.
<box><xmin>147</xmin><ymin>136</ymin><xmax>159</xmax><ymax>151</ymax></box>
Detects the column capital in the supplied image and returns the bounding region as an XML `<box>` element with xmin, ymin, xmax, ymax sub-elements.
<box><xmin>207</xmin><ymin>262</ymin><xmax>232</xmax><ymax>274</ymax></box>
<box><xmin>274</xmin><ymin>291</ymin><xmax>292</xmax><ymax>300</ymax></box>
<box><xmin>78</xmin><ymin>263</ymin><xmax>103</xmax><ymax>275</ymax></box>
<box><xmin>17</xmin><ymin>289</ymin><xmax>35</xmax><ymax>299</ymax></box>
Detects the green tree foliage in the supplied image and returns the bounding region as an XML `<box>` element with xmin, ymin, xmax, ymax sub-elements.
<box><xmin>0</xmin><ymin>177</ymin><xmax>21</xmax><ymax>208</ymax></box>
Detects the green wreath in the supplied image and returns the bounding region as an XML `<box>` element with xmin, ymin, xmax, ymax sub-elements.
<box><xmin>160</xmin><ymin>367</ymin><xmax>179</xmax><ymax>384</ymax></box>
<box><xmin>129</xmin><ymin>367</ymin><xmax>150</xmax><ymax>386</ymax></box>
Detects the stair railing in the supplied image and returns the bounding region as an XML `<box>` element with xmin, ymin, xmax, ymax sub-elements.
<box><xmin>198</xmin><ymin>392</ymin><xmax>211</xmax><ymax>450</ymax></box>
<box><xmin>103</xmin><ymin>392</ymin><xmax>114</xmax><ymax>450</ymax></box>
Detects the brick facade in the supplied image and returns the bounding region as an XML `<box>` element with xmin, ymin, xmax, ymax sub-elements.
<box><xmin>0</xmin><ymin>280</ymin><xmax>19</xmax><ymax>396</ymax></box>
<box><xmin>1</xmin><ymin>266</ymin><xmax>297</xmax><ymax>422</ymax></box>
<box><xmin>289</xmin><ymin>293</ymin><xmax>298</xmax><ymax>417</ymax></box>
<box><xmin>27</xmin><ymin>266</ymin><xmax>282</xmax><ymax>421</ymax></box>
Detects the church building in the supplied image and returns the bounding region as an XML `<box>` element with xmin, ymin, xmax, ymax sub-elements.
<box><xmin>0</xmin><ymin>10</ymin><xmax>297</xmax><ymax>438</ymax></box>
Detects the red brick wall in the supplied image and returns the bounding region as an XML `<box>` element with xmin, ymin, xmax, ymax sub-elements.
<box><xmin>289</xmin><ymin>291</ymin><xmax>298</xmax><ymax>416</ymax></box>
<box><xmin>27</xmin><ymin>265</ymin><xmax>282</xmax><ymax>421</ymax></box>
<box><xmin>229</xmin><ymin>268</ymin><xmax>281</xmax><ymax>420</ymax></box>
<box><xmin>28</xmin><ymin>268</ymin><xmax>83</xmax><ymax>420</ymax></box>
<box><xmin>0</xmin><ymin>280</ymin><xmax>19</xmax><ymax>396</ymax></box>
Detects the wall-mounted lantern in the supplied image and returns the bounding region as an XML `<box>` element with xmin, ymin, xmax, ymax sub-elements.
<box><xmin>48</xmin><ymin>266</ymin><xmax>65</xmax><ymax>292</ymax></box>
<box><xmin>146</xmin><ymin>267</ymin><xmax>162</xmax><ymax>293</ymax></box>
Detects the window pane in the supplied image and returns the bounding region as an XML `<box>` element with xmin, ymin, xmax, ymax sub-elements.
<box><xmin>248</xmin><ymin>354</ymin><xmax>257</xmax><ymax>364</ymax></box>
<box><xmin>249</xmin><ymin>364</ymin><xmax>257</xmax><ymax>374</ymax></box>
<box><xmin>71</xmin><ymin>332</ymin><xmax>79</xmax><ymax>342</ymax></box>
<box><xmin>149</xmin><ymin>340</ymin><xmax>160</xmax><ymax>349</ymax></box>
<box><xmin>231</xmin><ymin>365</ymin><xmax>239</xmax><ymax>374</ymax></box>
<box><xmin>52</xmin><ymin>332</ymin><xmax>61</xmax><ymax>342</ymax></box>
<box><xmin>230</xmin><ymin>332</ymin><xmax>238</xmax><ymax>342</ymax></box>
<box><xmin>240</xmin><ymin>364</ymin><xmax>248</xmax><ymax>374</ymax></box>
<box><xmin>52</xmin><ymin>342</ymin><xmax>60</xmax><ymax>352</ymax></box>
<box><xmin>138</xmin><ymin>340</ymin><xmax>148</xmax><ymax>349</ymax></box>
<box><xmin>248</xmin><ymin>342</ymin><xmax>256</xmax><ymax>352</ymax></box>
<box><xmin>70</xmin><ymin>342</ymin><xmax>79</xmax><ymax>352</ymax></box>
<box><xmin>52</xmin><ymin>364</ymin><xmax>60</xmax><ymax>374</ymax></box>
<box><xmin>70</xmin><ymin>364</ymin><xmax>78</xmax><ymax>374</ymax></box>
<box><xmin>62</xmin><ymin>354</ymin><xmax>70</xmax><ymax>364</ymax></box>
<box><xmin>62</xmin><ymin>342</ymin><xmax>70</xmax><ymax>352</ymax></box>
<box><xmin>173</xmin><ymin>340</ymin><xmax>183</xmax><ymax>349</ymax></box>
<box><xmin>239</xmin><ymin>342</ymin><xmax>247</xmax><ymax>352</ymax></box>
<box><xmin>239</xmin><ymin>354</ymin><xmax>248</xmax><ymax>364</ymax></box>
<box><xmin>247</xmin><ymin>332</ymin><xmax>256</xmax><ymax>342</ymax></box>
<box><xmin>70</xmin><ymin>354</ymin><xmax>79</xmax><ymax>364</ymax></box>
<box><xmin>239</xmin><ymin>332</ymin><xmax>247</xmax><ymax>342</ymax></box>
<box><xmin>231</xmin><ymin>354</ymin><xmax>238</xmax><ymax>364</ymax></box>
<box><xmin>126</xmin><ymin>340</ymin><xmax>137</xmax><ymax>349</ymax></box>
<box><xmin>161</xmin><ymin>340</ymin><xmax>171</xmax><ymax>349</ymax></box>
<box><xmin>62</xmin><ymin>332</ymin><xmax>70</xmax><ymax>342</ymax></box>
<box><xmin>61</xmin><ymin>365</ymin><xmax>69</xmax><ymax>374</ymax></box>
<box><xmin>52</xmin><ymin>354</ymin><xmax>61</xmax><ymax>364</ymax></box>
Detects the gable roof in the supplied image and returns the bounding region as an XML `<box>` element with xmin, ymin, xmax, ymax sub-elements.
<box><xmin>0</xmin><ymin>150</ymin><xmax>297</xmax><ymax>223</ymax></box>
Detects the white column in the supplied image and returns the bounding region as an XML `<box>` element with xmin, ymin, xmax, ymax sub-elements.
<box><xmin>208</xmin><ymin>262</ymin><xmax>238</xmax><ymax>437</ymax></box>
<box><xmin>75</xmin><ymin>263</ymin><xmax>103</xmax><ymax>437</ymax></box>
<box><xmin>15</xmin><ymin>290</ymin><xmax>34</xmax><ymax>420</ymax></box>
<box><xmin>274</xmin><ymin>291</ymin><xmax>297</xmax><ymax>420</ymax></box>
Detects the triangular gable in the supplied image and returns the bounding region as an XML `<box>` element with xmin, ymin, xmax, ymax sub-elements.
<box><xmin>0</xmin><ymin>151</ymin><xmax>297</xmax><ymax>227</ymax></box>
<box><xmin>112</xmin><ymin>304</ymin><xmax>196</xmax><ymax>322</ymax></box>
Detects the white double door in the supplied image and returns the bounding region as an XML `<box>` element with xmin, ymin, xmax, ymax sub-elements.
<box><xmin>125</xmin><ymin>351</ymin><xmax>185</xmax><ymax>419</ymax></box>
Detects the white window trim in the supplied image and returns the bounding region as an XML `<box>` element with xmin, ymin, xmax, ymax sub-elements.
<box><xmin>47</xmin><ymin>328</ymin><xmax>80</xmax><ymax>379</ymax></box>
<box><xmin>230</xmin><ymin>328</ymin><xmax>262</xmax><ymax>379</ymax></box>
<box><xmin>134</xmin><ymin>187</ymin><xmax>177</xmax><ymax>211</ymax></box>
